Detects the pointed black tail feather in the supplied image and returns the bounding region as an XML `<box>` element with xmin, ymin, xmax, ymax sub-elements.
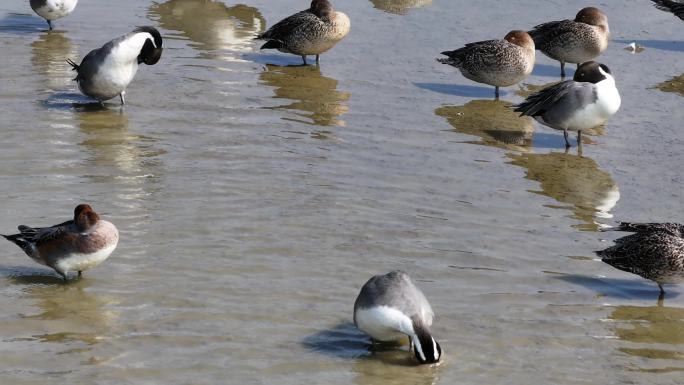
<box><xmin>2</xmin><ymin>234</ymin><xmax>34</xmax><ymax>256</ymax></box>
<box><xmin>66</xmin><ymin>58</ymin><xmax>79</xmax><ymax>70</ymax></box>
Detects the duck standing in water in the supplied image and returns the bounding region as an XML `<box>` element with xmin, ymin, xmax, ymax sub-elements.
<box><xmin>513</xmin><ymin>61</ymin><xmax>620</xmax><ymax>148</ymax></box>
<box><xmin>2</xmin><ymin>204</ymin><xmax>119</xmax><ymax>281</ymax></box>
<box><xmin>598</xmin><ymin>222</ymin><xmax>684</xmax><ymax>299</ymax></box>
<box><xmin>438</xmin><ymin>30</ymin><xmax>535</xmax><ymax>98</ymax></box>
<box><xmin>256</xmin><ymin>0</ymin><xmax>350</xmax><ymax>65</ymax></box>
<box><xmin>529</xmin><ymin>7</ymin><xmax>609</xmax><ymax>77</ymax></box>
<box><xmin>353</xmin><ymin>270</ymin><xmax>442</xmax><ymax>364</ymax></box>
<box><xmin>66</xmin><ymin>26</ymin><xmax>163</xmax><ymax>104</ymax></box>
<box><xmin>30</xmin><ymin>0</ymin><xmax>78</xmax><ymax>30</ymax></box>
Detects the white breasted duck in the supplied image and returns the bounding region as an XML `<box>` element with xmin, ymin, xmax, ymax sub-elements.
<box><xmin>353</xmin><ymin>270</ymin><xmax>442</xmax><ymax>364</ymax></box>
<box><xmin>529</xmin><ymin>7</ymin><xmax>609</xmax><ymax>77</ymax></box>
<box><xmin>256</xmin><ymin>0</ymin><xmax>350</xmax><ymax>65</ymax></box>
<box><xmin>651</xmin><ymin>0</ymin><xmax>684</xmax><ymax>21</ymax></box>
<box><xmin>66</xmin><ymin>26</ymin><xmax>163</xmax><ymax>104</ymax></box>
<box><xmin>513</xmin><ymin>61</ymin><xmax>621</xmax><ymax>148</ymax></box>
<box><xmin>2</xmin><ymin>204</ymin><xmax>119</xmax><ymax>281</ymax></box>
<box><xmin>438</xmin><ymin>30</ymin><xmax>536</xmax><ymax>98</ymax></box>
<box><xmin>598</xmin><ymin>222</ymin><xmax>684</xmax><ymax>299</ymax></box>
<box><xmin>30</xmin><ymin>0</ymin><xmax>78</xmax><ymax>30</ymax></box>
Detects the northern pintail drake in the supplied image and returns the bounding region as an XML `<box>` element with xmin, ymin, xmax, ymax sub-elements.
<box><xmin>598</xmin><ymin>222</ymin><xmax>684</xmax><ymax>297</ymax></box>
<box><xmin>2</xmin><ymin>204</ymin><xmax>119</xmax><ymax>281</ymax></box>
<box><xmin>651</xmin><ymin>0</ymin><xmax>684</xmax><ymax>21</ymax></box>
<box><xmin>438</xmin><ymin>30</ymin><xmax>535</xmax><ymax>98</ymax></box>
<box><xmin>256</xmin><ymin>0</ymin><xmax>350</xmax><ymax>65</ymax></box>
<box><xmin>529</xmin><ymin>7</ymin><xmax>609</xmax><ymax>77</ymax></box>
<box><xmin>513</xmin><ymin>61</ymin><xmax>620</xmax><ymax>147</ymax></box>
<box><xmin>353</xmin><ymin>270</ymin><xmax>442</xmax><ymax>364</ymax></box>
<box><xmin>30</xmin><ymin>0</ymin><xmax>78</xmax><ymax>30</ymax></box>
<box><xmin>66</xmin><ymin>26</ymin><xmax>163</xmax><ymax>104</ymax></box>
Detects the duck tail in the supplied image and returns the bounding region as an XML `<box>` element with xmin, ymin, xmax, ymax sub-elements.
<box><xmin>66</xmin><ymin>58</ymin><xmax>80</xmax><ymax>81</ymax></box>
<box><xmin>1</xmin><ymin>233</ymin><xmax>33</xmax><ymax>256</ymax></box>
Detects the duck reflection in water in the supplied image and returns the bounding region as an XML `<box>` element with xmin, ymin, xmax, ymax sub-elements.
<box><xmin>436</xmin><ymin>99</ymin><xmax>534</xmax><ymax>151</ymax></box>
<box><xmin>657</xmin><ymin>73</ymin><xmax>684</xmax><ymax>97</ymax></box>
<box><xmin>77</xmin><ymin>107</ymin><xmax>164</xmax><ymax>178</ymax></box>
<box><xmin>260</xmin><ymin>64</ymin><xmax>350</xmax><ymax>128</ymax></box>
<box><xmin>149</xmin><ymin>0</ymin><xmax>265</xmax><ymax>57</ymax></box>
<box><xmin>370</xmin><ymin>0</ymin><xmax>432</xmax><ymax>15</ymax></box>
<box><xmin>507</xmin><ymin>150</ymin><xmax>620</xmax><ymax>231</ymax></box>
<box><xmin>31</xmin><ymin>30</ymin><xmax>78</xmax><ymax>91</ymax></box>
<box><xmin>608</xmin><ymin>304</ymin><xmax>684</xmax><ymax>372</ymax></box>
<box><xmin>4</xmin><ymin>273</ymin><xmax>117</xmax><ymax>348</ymax></box>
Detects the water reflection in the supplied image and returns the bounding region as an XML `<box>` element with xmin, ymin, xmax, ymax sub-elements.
<box><xmin>149</xmin><ymin>0</ymin><xmax>265</xmax><ymax>58</ymax></box>
<box><xmin>609</xmin><ymin>305</ymin><xmax>684</xmax><ymax>372</ymax></box>
<box><xmin>507</xmin><ymin>150</ymin><xmax>620</xmax><ymax>231</ymax></box>
<box><xmin>260</xmin><ymin>64</ymin><xmax>351</xmax><ymax>127</ymax></box>
<box><xmin>77</xmin><ymin>108</ymin><xmax>163</xmax><ymax>175</ymax></box>
<box><xmin>369</xmin><ymin>0</ymin><xmax>432</xmax><ymax>15</ymax></box>
<box><xmin>7</xmin><ymin>275</ymin><xmax>117</xmax><ymax>348</ymax></box>
<box><xmin>436</xmin><ymin>99</ymin><xmax>534</xmax><ymax>151</ymax></box>
<box><xmin>656</xmin><ymin>74</ymin><xmax>684</xmax><ymax>97</ymax></box>
<box><xmin>31</xmin><ymin>30</ymin><xmax>78</xmax><ymax>90</ymax></box>
<box><xmin>353</xmin><ymin>351</ymin><xmax>440</xmax><ymax>385</ymax></box>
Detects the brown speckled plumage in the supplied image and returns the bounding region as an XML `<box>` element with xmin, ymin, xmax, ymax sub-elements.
<box><xmin>529</xmin><ymin>7</ymin><xmax>609</xmax><ymax>77</ymax></box>
<box><xmin>598</xmin><ymin>222</ymin><xmax>684</xmax><ymax>293</ymax></box>
<box><xmin>257</xmin><ymin>0</ymin><xmax>350</xmax><ymax>64</ymax></box>
<box><xmin>438</xmin><ymin>30</ymin><xmax>535</xmax><ymax>97</ymax></box>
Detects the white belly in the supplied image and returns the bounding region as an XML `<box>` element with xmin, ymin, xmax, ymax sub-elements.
<box><xmin>55</xmin><ymin>242</ymin><xmax>117</xmax><ymax>273</ymax></box>
<box><xmin>86</xmin><ymin>60</ymin><xmax>138</xmax><ymax>100</ymax></box>
<box><xmin>33</xmin><ymin>0</ymin><xmax>78</xmax><ymax>21</ymax></box>
<box><xmin>355</xmin><ymin>306</ymin><xmax>414</xmax><ymax>342</ymax></box>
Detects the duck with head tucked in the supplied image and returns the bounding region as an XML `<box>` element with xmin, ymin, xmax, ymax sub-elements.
<box><xmin>2</xmin><ymin>204</ymin><xmax>119</xmax><ymax>281</ymax></box>
<box><xmin>529</xmin><ymin>7</ymin><xmax>609</xmax><ymax>78</ymax></box>
<box><xmin>256</xmin><ymin>0</ymin><xmax>350</xmax><ymax>65</ymax></box>
<box><xmin>651</xmin><ymin>0</ymin><xmax>684</xmax><ymax>21</ymax></box>
<box><xmin>438</xmin><ymin>30</ymin><xmax>536</xmax><ymax>98</ymax></box>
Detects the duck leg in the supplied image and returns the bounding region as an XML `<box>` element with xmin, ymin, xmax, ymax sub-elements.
<box><xmin>47</xmin><ymin>20</ymin><xmax>53</xmax><ymax>30</ymax></box>
<box><xmin>78</xmin><ymin>271</ymin><xmax>82</xmax><ymax>278</ymax></box>
<box><xmin>563</xmin><ymin>129</ymin><xmax>571</xmax><ymax>148</ymax></box>
<box><xmin>495</xmin><ymin>86</ymin><xmax>500</xmax><ymax>99</ymax></box>
<box><xmin>577</xmin><ymin>130</ymin><xmax>582</xmax><ymax>146</ymax></box>
<box><xmin>301</xmin><ymin>55</ymin><xmax>308</xmax><ymax>65</ymax></box>
<box><xmin>119</xmin><ymin>91</ymin><xmax>126</xmax><ymax>105</ymax></box>
<box><xmin>316</xmin><ymin>55</ymin><xmax>320</xmax><ymax>64</ymax></box>
<box><xmin>560</xmin><ymin>61</ymin><xmax>566</xmax><ymax>78</ymax></box>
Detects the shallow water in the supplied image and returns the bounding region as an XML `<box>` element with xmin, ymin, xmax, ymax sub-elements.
<box><xmin>0</xmin><ymin>0</ymin><xmax>683</xmax><ymax>384</ymax></box>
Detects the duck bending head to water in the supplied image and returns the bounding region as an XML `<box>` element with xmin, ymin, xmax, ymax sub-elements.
<box><xmin>354</xmin><ymin>270</ymin><xmax>442</xmax><ymax>364</ymax></box>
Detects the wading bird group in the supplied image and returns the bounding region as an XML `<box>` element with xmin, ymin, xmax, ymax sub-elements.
<box><xmin>3</xmin><ymin>0</ymin><xmax>683</xmax><ymax>365</ymax></box>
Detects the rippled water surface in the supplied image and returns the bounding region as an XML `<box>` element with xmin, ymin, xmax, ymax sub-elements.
<box><xmin>1</xmin><ymin>0</ymin><xmax>683</xmax><ymax>384</ymax></box>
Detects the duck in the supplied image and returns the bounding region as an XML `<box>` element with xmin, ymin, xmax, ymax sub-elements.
<box><xmin>513</xmin><ymin>61</ymin><xmax>621</xmax><ymax>148</ymax></box>
<box><xmin>2</xmin><ymin>204</ymin><xmax>119</xmax><ymax>281</ymax></box>
<box><xmin>529</xmin><ymin>7</ymin><xmax>609</xmax><ymax>77</ymax></box>
<box><xmin>66</xmin><ymin>26</ymin><xmax>163</xmax><ymax>104</ymax></box>
<box><xmin>438</xmin><ymin>30</ymin><xmax>535</xmax><ymax>98</ymax></box>
<box><xmin>30</xmin><ymin>0</ymin><xmax>78</xmax><ymax>30</ymax></box>
<box><xmin>597</xmin><ymin>222</ymin><xmax>684</xmax><ymax>298</ymax></box>
<box><xmin>353</xmin><ymin>270</ymin><xmax>442</xmax><ymax>364</ymax></box>
<box><xmin>256</xmin><ymin>0</ymin><xmax>350</xmax><ymax>65</ymax></box>
<box><xmin>651</xmin><ymin>0</ymin><xmax>684</xmax><ymax>21</ymax></box>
